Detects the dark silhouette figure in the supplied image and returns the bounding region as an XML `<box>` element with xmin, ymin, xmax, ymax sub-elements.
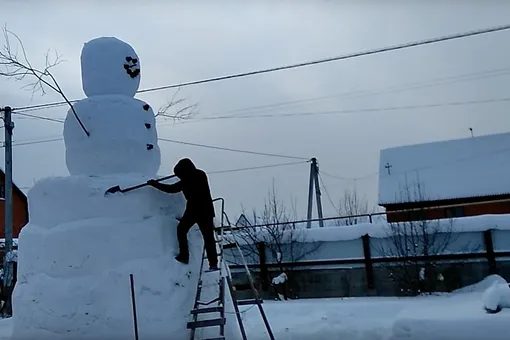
<box><xmin>148</xmin><ymin>158</ymin><xmax>218</xmax><ymax>270</ymax></box>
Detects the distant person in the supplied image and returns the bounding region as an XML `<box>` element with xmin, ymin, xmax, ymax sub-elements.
<box><xmin>147</xmin><ymin>158</ymin><xmax>218</xmax><ymax>271</ymax></box>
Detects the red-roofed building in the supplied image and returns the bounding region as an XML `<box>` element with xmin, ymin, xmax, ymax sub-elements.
<box><xmin>0</xmin><ymin>169</ymin><xmax>29</xmax><ymax>238</ymax></box>
<box><xmin>378</xmin><ymin>132</ymin><xmax>510</xmax><ymax>223</ymax></box>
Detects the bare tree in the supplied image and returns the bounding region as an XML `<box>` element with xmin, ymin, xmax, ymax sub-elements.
<box><xmin>155</xmin><ymin>87</ymin><xmax>199</xmax><ymax>123</ymax></box>
<box><xmin>0</xmin><ymin>27</ymin><xmax>197</xmax><ymax>133</ymax></box>
<box><xmin>227</xmin><ymin>183</ymin><xmax>322</xmax><ymax>300</ymax></box>
<box><xmin>374</xmin><ymin>180</ymin><xmax>479</xmax><ymax>295</ymax></box>
<box><xmin>335</xmin><ymin>188</ymin><xmax>375</xmax><ymax>226</ymax></box>
<box><xmin>0</xmin><ymin>26</ymin><xmax>89</xmax><ymax>136</ymax></box>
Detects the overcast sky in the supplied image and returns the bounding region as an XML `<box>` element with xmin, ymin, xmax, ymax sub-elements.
<box><xmin>1</xmin><ymin>1</ymin><xmax>510</xmax><ymax>220</ymax></box>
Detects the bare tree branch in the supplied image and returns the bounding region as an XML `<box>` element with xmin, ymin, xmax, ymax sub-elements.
<box><xmin>335</xmin><ymin>188</ymin><xmax>375</xmax><ymax>225</ymax></box>
<box><xmin>155</xmin><ymin>87</ymin><xmax>200</xmax><ymax>123</ymax></box>
<box><xmin>228</xmin><ymin>181</ymin><xmax>322</xmax><ymax>300</ymax></box>
<box><xmin>0</xmin><ymin>26</ymin><xmax>89</xmax><ymax>136</ymax></box>
<box><xmin>373</xmin><ymin>179</ymin><xmax>479</xmax><ymax>295</ymax></box>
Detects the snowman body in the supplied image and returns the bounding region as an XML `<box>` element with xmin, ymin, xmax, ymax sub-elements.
<box><xmin>63</xmin><ymin>36</ymin><xmax>161</xmax><ymax>177</ymax></box>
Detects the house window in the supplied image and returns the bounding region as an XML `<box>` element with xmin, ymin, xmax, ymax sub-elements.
<box><xmin>408</xmin><ymin>210</ymin><xmax>426</xmax><ymax>221</ymax></box>
<box><xmin>445</xmin><ymin>206</ymin><xmax>464</xmax><ymax>218</ymax></box>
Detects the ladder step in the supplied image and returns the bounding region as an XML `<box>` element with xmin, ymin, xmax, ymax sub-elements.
<box><xmin>198</xmin><ymin>297</ymin><xmax>220</xmax><ymax>306</ymax></box>
<box><xmin>187</xmin><ymin>317</ymin><xmax>226</xmax><ymax>329</ymax></box>
<box><xmin>190</xmin><ymin>306</ymin><xmax>223</xmax><ymax>315</ymax></box>
<box><xmin>237</xmin><ymin>298</ymin><xmax>262</xmax><ymax>306</ymax></box>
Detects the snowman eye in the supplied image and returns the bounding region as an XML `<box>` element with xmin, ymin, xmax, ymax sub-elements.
<box><xmin>125</xmin><ymin>56</ymin><xmax>132</xmax><ymax>62</ymax></box>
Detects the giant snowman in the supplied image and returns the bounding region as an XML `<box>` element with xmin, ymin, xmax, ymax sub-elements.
<box><xmin>11</xmin><ymin>37</ymin><xmax>240</xmax><ymax>340</ymax></box>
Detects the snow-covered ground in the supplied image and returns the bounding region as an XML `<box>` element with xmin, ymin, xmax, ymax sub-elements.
<box><xmin>240</xmin><ymin>291</ymin><xmax>510</xmax><ymax>340</ymax></box>
<box><xmin>0</xmin><ymin>291</ymin><xmax>507</xmax><ymax>340</ymax></box>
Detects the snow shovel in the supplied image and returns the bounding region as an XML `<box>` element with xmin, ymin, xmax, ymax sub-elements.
<box><xmin>104</xmin><ymin>174</ymin><xmax>176</xmax><ymax>196</ymax></box>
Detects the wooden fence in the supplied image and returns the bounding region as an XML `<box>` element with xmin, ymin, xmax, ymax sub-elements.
<box><xmin>226</xmin><ymin>229</ymin><xmax>510</xmax><ymax>291</ymax></box>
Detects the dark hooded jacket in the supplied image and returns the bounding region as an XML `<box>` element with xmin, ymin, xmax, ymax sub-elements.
<box><xmin>152</xmin><ymin>158</ymin><xmax>215</xmax><ymax>219</ymax></box>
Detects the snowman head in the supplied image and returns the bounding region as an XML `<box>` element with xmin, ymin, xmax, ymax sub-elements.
<box><xmin>81</xmin><ymin>37</ymin><xmax>141</xmax><ymax>98</ymax></box>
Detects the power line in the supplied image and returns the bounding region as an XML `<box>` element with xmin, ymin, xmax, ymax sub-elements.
<box><xmin>15</xmin><ymin>163</ymin><xmax>306</xmax><ymax>191</ymax></box>
<box><xmin>16</xmin><ymin>94</ymin><xmax>510</xmax><ymax>128</ymax></box>
<box><xmin>320</xmin><ymin>170</ymin><xmax>357</xmax><ymax>181</ymax></box>
<box><xmin>199</xmin><ymin>66</ymin><xmax>510</xmax><ymax>119</ymax></box>
<box><xmin>14</xmin><ymin>111</ymin><xmax>64</xmax><ymax>123</ymax></box>
<box><xmin>7</xmin><ymin>138</ymin><xmax>63</xmax><ymax>147</ymax></box>
<box><xmin>208</xmin><ymin>161</ymin><xmax>306</xmax><ymax>175</ymax></box>
<box><xmin>317</xmin><ymin>173</ymin><xmax>340</xmax><ymax>214</ymax></box>
<box><xmin>158</xmin><ymin>137</ymin><xmax>307</xmax><ymax>160</ymax></box>
<box><xmin>3</xmin><ymin>135</ymin><xmax>307</xmax><ymax>161</ymax></box>
<box><xmin>13</xmin><ymin>65</ymin><xmax>510</xmax><ymax>123</ymax></box>
<box><xmin>11</xmin><ymin>23</ymin><xmax>510</xmax><ymax>113</ymax></box>
<box><xmin>133</xmin><ymin>23</ymin><xmax>510</xmax><ymax>93</ymax></box>
<box><xmin>184</xmin><ymin>97</ymin><xmax>510</xmax><ymax>121</ymax></box>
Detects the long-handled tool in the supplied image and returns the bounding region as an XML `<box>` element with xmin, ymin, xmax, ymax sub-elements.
<box><xmin>104</xmin><ymin>174</ymin><xmax>176</xmax><ymax>196</ymax></box>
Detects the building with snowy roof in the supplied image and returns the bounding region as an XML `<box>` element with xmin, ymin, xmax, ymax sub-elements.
<box><xmin>378</xmin><ymin>131</ymin><xmax>510</xmax><ymax>223</ymax></box>
<box><xmin>0</xmin><ymin>168</ymin><xmax>28</xmax><ymax>239</ymax></box>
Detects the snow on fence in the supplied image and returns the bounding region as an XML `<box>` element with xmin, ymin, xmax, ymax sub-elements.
<box><xmin>222</xmin><ymin>214</ymin><xmax>510</xmax><ymax>290</ymax></box>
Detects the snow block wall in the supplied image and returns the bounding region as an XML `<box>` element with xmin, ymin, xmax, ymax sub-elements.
<box><xmin>12</xmin><ymin>176</ymin><xmax>191</xmax><ymax>339</ymax></box>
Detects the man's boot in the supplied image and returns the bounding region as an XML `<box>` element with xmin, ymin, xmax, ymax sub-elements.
<box><xmin>175</xmin><ymin>253</ymin><xmax>189</xmax><ymax>264</ymax></box>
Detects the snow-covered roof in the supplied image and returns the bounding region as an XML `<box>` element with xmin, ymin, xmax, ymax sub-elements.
<box><xmin>378</xmin><ymin>131</ymin><xmax>510</xmax><ymax>205</ymax></box>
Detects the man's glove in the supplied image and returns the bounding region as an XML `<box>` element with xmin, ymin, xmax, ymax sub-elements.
<box><xmin>147</xmin><ymin>179</ymin><xmax>158</xmax><ymax>186</ymax></box>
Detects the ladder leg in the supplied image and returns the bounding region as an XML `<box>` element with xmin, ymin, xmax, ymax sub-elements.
<box><xmin>226</xmin><ymin>276</ymin><xmax>248</xmax><ymax>340</ymax></box>
<box><xmin>189</xmin><ymin>247</ymin><xmax>208</xmax><ymax>340</ymax></box>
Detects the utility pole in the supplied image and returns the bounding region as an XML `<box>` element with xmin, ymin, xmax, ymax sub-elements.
<box><xmin>1</xmin><ymin>106</ymin><xmax>14</xmax><ymax>299</ymax></box>
<box><xmin>306</xmin><ymin>157</ymin><xmax>324</xmax><ymax>228</ymax></box>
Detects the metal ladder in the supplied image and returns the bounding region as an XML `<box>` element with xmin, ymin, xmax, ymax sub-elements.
<box><xmin>186</xmin><ymin>198</ymin><xmax>275</xmax><ymax>340</ymax></box>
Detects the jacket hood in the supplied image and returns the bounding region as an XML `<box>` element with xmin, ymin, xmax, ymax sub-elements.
<box><xmin>173</xmin><ymin>158</ymin><xmax>196</xmax><ymax>179</ymax></box>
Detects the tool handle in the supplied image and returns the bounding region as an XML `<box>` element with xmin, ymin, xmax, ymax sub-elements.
<box><xmin>122</xmin><ymin>174</ymin><xmax>177</xmax><ymax>193</ymax></box>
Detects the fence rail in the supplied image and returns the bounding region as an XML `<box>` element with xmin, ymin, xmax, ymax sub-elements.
<box><xmin>227</xmin><ymin>229</ymin><xmax>509</xmax><ymax>291</ymax></box>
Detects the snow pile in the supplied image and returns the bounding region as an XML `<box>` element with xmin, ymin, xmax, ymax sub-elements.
<box><xmin>272</xmin><ymin>272</ymin><xmax>288</xmax><ymax>285</ymax></box>
<box><xmin>453</xmin><ymin>274</ymin><xmax>508</xmax><ymax>294</ymax></box>
<box><xmin>390</xmin><ymin>276</ymin><xmax>510</xmax><ymax>340</ymax></box>
<box><xmin>482</xmin><ymin>279</ymin><xmax>510</xmax><ymax>313</ymax></box>
<box><xmin>64</xmin><ymin>37</ymin><xmax>160</xmax><ymax>177</ymax></box>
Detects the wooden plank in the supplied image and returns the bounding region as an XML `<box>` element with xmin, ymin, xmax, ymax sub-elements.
<box><xmin>190</xmin><ymin>306</ymin><xmax>223</xmax><ymax>315</ymax></box>
<box><xmin>187</xmin><ymin>318</ymin><xmax>226</xmax><ymax>329</ymax></box>
<box><xmin>362</xmin><ymin>234</ymin><xmax>374</xmax><ymax>290</ymax></box>
<box><xmin>237</xmin><ymin>299</ymin><xmax>263</xmax><ymax>306</ymax></box>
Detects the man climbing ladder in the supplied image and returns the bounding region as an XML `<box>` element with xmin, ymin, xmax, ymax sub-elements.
<box><xmin>147</xmin><ymin>158</ymin><xmax>219</xmax><ymax>271</ymax></box>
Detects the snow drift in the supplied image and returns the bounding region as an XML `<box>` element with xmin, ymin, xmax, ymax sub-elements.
<box><xmin>482</xmin><ymin>277</ymin><xmax>510</xmax><ymax>313</ymax></box>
